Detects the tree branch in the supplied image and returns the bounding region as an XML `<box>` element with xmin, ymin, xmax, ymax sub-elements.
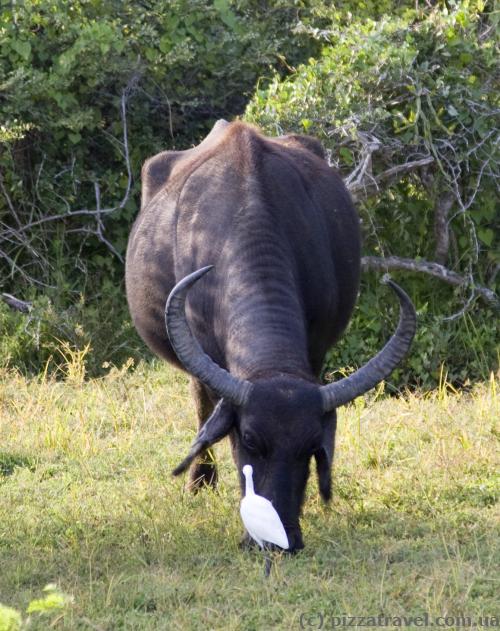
<box><xmin>433</xmin><ymin>191</ymin><xmax>455</xmax><ymax>264</ymax></box>
<box><xmin>1</xmin><ymin>293</ymin><xmax>32</xmax><ymax>313</ymax></box>
<box><xmin>361</xmin><ymin>255</ymin><xmax>499</xmax><ymax>307</ymax></box>
<box><xmin>347</xmin><ymin>156</ymin><xmax>434</xmax><ymax>201</ymax></box>
<box><xmin>0</xmin><ymin>79</ymin><xmax>137</xmax><ymax>264</ymax></box>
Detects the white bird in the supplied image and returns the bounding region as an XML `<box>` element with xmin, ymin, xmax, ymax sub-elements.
<box><xmin>240</xmin><ymin>464</ymin><xmax>289</xmax><ymax>551</ymax></box>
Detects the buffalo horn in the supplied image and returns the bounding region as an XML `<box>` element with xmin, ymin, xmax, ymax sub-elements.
<box><xmin>165</xmin><ymin>266</ymin><xmax>252</xmax><ymax>406</ymax></box>
<box><xmin>320</xmin><ymin>279</ymin><xmax>416</xmax><ymax>411</ymax></box>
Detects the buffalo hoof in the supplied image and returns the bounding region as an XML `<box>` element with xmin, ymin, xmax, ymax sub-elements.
<box><xmin>187</xmin><ymin>462</ymin><xmax>218</xmax><ymax>492</ymax></box>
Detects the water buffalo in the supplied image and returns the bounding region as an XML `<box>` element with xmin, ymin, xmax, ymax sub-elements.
<box><xmin>125</xmin><ymin>120</ymin><xmax>416</xmax><ymax>551</ymax></box>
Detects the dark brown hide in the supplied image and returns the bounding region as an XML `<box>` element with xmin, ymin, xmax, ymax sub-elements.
<box><xmin>126</xmin><ymin>121</ymin><xmax>414</xmax><ymax>551</ymax></box>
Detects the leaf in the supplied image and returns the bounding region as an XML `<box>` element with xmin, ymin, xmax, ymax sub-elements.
<box><xmin>478</xmin><ymin>228</ymin><xmax>494</xmax><ymax>247</ymax></box>
<box><xmin>339</xmin><ymin>147</ymin><xmax>354</xmax><ymax>165</ymax></box>
<box><xmin>0</xmin><ymin>604</ymin><xmax>22</xmax><ymax>631</ymax></box>
<box><xmin>159</xmin><ymin>35</ymin><xmax>172</xmax><ymax>54</ymax></box>
<box><xmin>26</xmin><ymin>584</ymin><xmax>73</xmax><ymax>615</ymax></box>
<box><xmin>213</xmin><ymin>0</ymin><xmax>238</xmax><ymax>30</ymax></box>
<box><xmin>11</xmin><ymin>39</ymin><xmax>31</xmax><ymax>61</ymax></box>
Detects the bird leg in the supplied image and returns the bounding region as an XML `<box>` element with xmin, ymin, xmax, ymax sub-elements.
<box><xmin>264</xmin><ymin>555</ymin><xmax>272</xmax><ymax>577</ymax></box>
<box><xmin>239</xmin><ymin>532</ymin><xmax>259</xmax><ymax>550</ymax></box>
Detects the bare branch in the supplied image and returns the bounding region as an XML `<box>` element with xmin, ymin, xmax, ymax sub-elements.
<box><xmin>117</xmin><ymin>83</ymin><xmax>134</xmax><ymax>210</ymax></box>
<box><xmin>0</xmin><ymin>171</ymin><xmax>22</xmax><ymax>228</ymax></box>
<box><xmin>0</xmin><ymin>77</ymin><xmax>138</xmax><ymax>271</ymax></box>
<box><xmin>1</xmin><ymin>293</ymin><xmax>33</xmax><ymax>313</ymax></box>
<box><xmin>344</xmin><ymin>133</ymin><xmax>381</xmax><ymax>193</ymax></box>
<box><xmin>361</xmin><ymin>255</ymin><xmax>499</xmax><ymax>307</ymax></box>
<box><xmin>0</xmin><ymin>247</ymin><xmax>55</xmax><ymax>289</ymax></box>
<box><xmin>442</xmin><ymin>286</ymin><xmax>477</xmax><ymax>322</ymax></box>
<box><xmin>92</xmin><ymin>181</ymin><xmax>124</xmax><ymax>262</ymax></box>
<box><xmin>434</xmin><ymin>191</ymin><xmax>454</xmax><ymax>264</ymax></box>
<box><xmin>347</xmin><ymin>156</ymin><xmax>434</xmax><ymax>201</ymax></box>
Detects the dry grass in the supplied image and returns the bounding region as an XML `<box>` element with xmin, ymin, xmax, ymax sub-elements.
<box><xmin>0</xmin><ymin>358</ymin><xmax>498</xmax><ymax>630</ymax></box>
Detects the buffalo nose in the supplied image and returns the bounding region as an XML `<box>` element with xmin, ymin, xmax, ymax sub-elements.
<box><xmin>285</xmin><ymin>527</ymin><xmax>304</xmax><ymax>553</ymax></box>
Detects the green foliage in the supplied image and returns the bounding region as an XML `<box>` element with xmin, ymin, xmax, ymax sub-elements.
<box><xmin>0</xmin><ymin>0</ymin><xmax>498</xmax><ymax>386</ymax></box>
<box><xmin>0</xmin><ymin>0</ymin><xmax>311</xmax><ymax>287</ymax></box>
<box><xmin>0</xmin><ymin>284</ymin><xmax>145</xmax><ymax>376</ymax></box>
<box><xmin>0</xmin><ymin>605</ymin><xmax>21</xmax><ymax>631</ymax></box>
<box><xmin>0</xmin><ymin>585</ymin><xmax>72</xmax><ymax>630</ymax></box>
<box><xmin>246</xmin><ymin>1</ymin><xmax>499</xmax><ymax>387</ymax></box>
<box><xmin>26</xmin><ymin>584</ymin><xmax>73</xmax><ymax>615</ymax></box>
<box><xmin>325</xmin><ymin>275</ymin><xmax>498</xmax><ymax>389</ymax></box>
<box><xmin>248</xmin><ymin>2</ymin><xmax>498</xmax><ymax>265</ymax></box>
<box><xmin>0</xmin><ymin>0</ymin><xmax>315</xmax><ymax>376</ymax></box>
<box><xmin>0</xmin><ymin>0</ymin><xmax>313</xmax><ymax>276</ymax></box>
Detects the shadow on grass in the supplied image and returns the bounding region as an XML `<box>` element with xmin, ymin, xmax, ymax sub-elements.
<box><xmin>0</xmin><ymin>451</ymin><xmax>35</xmax><ymax>478</ymax></box>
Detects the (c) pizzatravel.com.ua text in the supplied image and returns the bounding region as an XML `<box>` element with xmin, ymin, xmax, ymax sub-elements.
<box><xmin>299</xmin><ymin>612</ymin><xmax>499</xmax><ymax>629</ymax></box>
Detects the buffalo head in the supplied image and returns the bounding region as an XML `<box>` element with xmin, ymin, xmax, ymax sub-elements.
<box><xmin>166</xmin><ymin>266</ymin><xmax>416</xmax><ymax>551</ymax></box>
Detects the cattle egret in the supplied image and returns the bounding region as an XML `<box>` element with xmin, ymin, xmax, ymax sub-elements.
<box><xmin>240</xmin><ymin>464</ymin><xmax>289</xmax><ymax>551</ymax></box>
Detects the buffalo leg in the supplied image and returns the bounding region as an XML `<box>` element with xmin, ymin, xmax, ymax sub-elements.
<box><xmin>187</xmin><ymin>378</ymin><xmax>218</xmax><ymax>491</ymax></box>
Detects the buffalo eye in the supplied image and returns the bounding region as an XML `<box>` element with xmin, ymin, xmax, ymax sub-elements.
<box><xmin>242</xmin><ymin>431</ymin><xmax>260</xmax><ymax>454</ymax></box>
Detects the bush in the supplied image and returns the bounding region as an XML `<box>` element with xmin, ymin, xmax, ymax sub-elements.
<box><xmin>245</xmin><ymin>1</ymin><xmax>499</xmax><ymax>387</ymax></box>
<box><xmin>0</xmin><ymin>0</ymin><xmax>316</xmax><ymax>375</ymax></box>
<box><xmin>1</xmin><ymin>0</ymin><xmax>316</xmax><ymax>288</ymax></box>
<box><xmin>0</xmin><ymin>1</ymin><xmax>497</xmax><ymax>385</ymax></box>
<box><xmin>0</xmin><ymin>283</ymin><xmax>144</xmax><ymax>377</ymax></box>
<box><xmin>0</xmin><ymin>584</ymin><xmax>73</xmax><ymax>631</ymax></box>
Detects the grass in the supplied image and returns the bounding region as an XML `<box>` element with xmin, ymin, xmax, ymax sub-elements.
<box><xmin>0</xmin><ymin>358</ymin><xmax>498</xmax><ymax>630</ymax></box>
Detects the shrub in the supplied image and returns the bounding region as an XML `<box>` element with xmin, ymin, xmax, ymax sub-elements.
<box><xmin>0</xmin><ymin>0</ymin><xmax>315</xmax><ymax>374</ymax></box>
<box><xmin>245</xmin><ymin>1</ymin><xmax>499</xmax><ymax>387</ymax></box>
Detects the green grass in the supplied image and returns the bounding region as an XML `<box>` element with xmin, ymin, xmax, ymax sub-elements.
<box><xmin>0</xmin><ymin>359</ymin><xmax>498</xmax><ymax>630</ymax></box>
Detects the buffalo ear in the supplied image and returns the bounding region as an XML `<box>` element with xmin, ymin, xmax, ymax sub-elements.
<box><xmin>172</xmin><ymin>399</ymin><xmax>235</xmax><ymax>476</ymax></box>
<box><xmin>314</xmin><ymin>411</ymin><xmax>337</xmax><ymax>502</ymax></box>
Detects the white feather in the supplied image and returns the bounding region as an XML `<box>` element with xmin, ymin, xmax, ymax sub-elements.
<box><xmin>240</xmin><ymin>464</ymin><xmax>289</xmax><ymax>550</ymax></box>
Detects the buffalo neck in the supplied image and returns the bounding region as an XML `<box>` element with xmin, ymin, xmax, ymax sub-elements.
<box><xmin>217</xmin><ymin>204</ymin><xmax>313</xmax><ymax>382</ymax></box>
